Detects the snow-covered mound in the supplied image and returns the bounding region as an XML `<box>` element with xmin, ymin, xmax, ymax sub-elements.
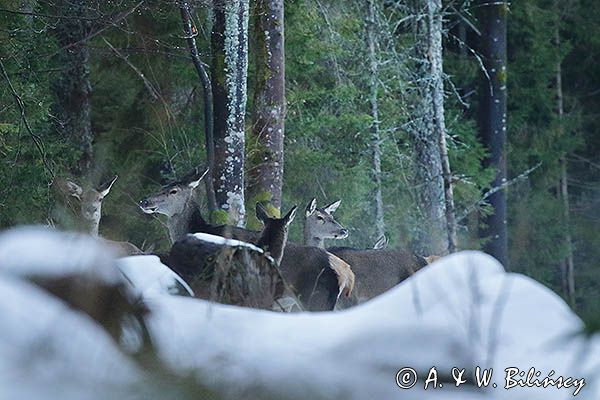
<box><xmin>145</xmin><ymin>251</ymin><xmax>600</xmax><ymax>399</ymax></box>
<box><xmin>117</xmin><ymin>255</ymin><xmax>194</xmax><ymax>298</ymax></box>
<box><xmin>0</xmin><ymin>226</ymin><xmax>598</xmax><ymax>400</ymax></box>
<box><xmin>0</xmin><ymin>226</ymin><xmax>121</xmax><ymax>284</ymax></box>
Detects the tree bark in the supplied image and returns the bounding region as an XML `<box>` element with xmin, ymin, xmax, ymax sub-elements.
<box><xmin>410</xmin><ymin>0</ymin><xmax>449</xmax><ymax>256</ymax></box>
<box><xmin>211</xmin><ymin>0</ymin><xmax>250</xmax><ymax>226</ymax></box>
<box><xmin>249</xmin><ymin>0</ymin><xmax>286</xmax><ymax>213</ymax></box>
<box><xmin>428</xmin><ymin>0</ymin><xmax>458</xmax><ymax>253</ymax></box>
<box><xmin>51</xmin><ymin>0</ymin><xmax>94</xmax><ymax>176</ymax></box>
<box><xmin>365</xmin><ymin>0</ymin><xmax>385</xmax><ymax>240</ymax></box>
<box><xmin>477</xmin><ymin>0</ymin><xmax>508</xmax><ymax>267</ymax></box>
<box><xmin>179</xmin><ymin>3</ymin><xmax>218</xmax><ymax>213</ymax></box>
<box><xmin>555</xmin><ymin>16</ymin><xmax>575</xmax><ymax>307</ymax></box>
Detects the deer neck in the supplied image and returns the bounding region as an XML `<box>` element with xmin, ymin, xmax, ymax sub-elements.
<box><xmin>167</xmin><ymin>197</ymin><xmax>205</xmax><ymax>243</ymax></box>
<box><xmin>303</xmin><ymin>222</ymin><xmax>325</xmax><ymax>248</ymax></box>
<box><xmin>259</xmin><ymin>226</ymin><xmax>288</xmax><ymax>265</ymax></box>
<box><xmin>88</xmin><ymin>220</ymin><xmax>100</xmax><ymax>237</ymax></box>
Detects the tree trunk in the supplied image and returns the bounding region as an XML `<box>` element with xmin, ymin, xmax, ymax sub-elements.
<box><xmin>477</xmin><ymin>0</ymin><xmax>508</xmax><ymax>267</ymax></box>
<box><xmin>428</xmin><ymin>0</ymin><xmax>458</xmax><ymax>253</ymax></box>
<box><xmin>410</xmin><ymin>0</ymin><xmax>448</xmax><ymax>256</ymax></box>
<box><xmin>51</xmin><ymin>0</ymin><xmax>94</xmax><ymax>176</ymax></box>
<box><xmin>211</xmin><ymin>0</ymin><xmax>250</xmax><ymax>226</ymax></box>
<box><xmin>555</xmin><ymin>18</ymin><xmax>575</xmax><ymax>307</ymax></box>
<box><xmin>365</xmin><ymin>0</ymin><xmax>385</xmax><ymax>240</ymax></box>
<box><xmin>248</xmin><ymin>0</ymin><xmax>286</xmax><ymax>214</ymax></box>
<box><xmin>179</xmin><ymin>4</ymin><xmax>218</xmax><ymax>213</ymax></box>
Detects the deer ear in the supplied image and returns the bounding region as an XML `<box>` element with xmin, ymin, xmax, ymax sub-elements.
<box><xmin>373</xmin><ymin>234</ymin><xmax>388</xmax><ymax>250</ymax></box>
<box><xmin>187</xmin><ymin>167</ymin><xmax>209</xmax><ymax>189</ymax></box>
<box><xmin>65</xmin><ymin>181</ymin><xmax>83</xmax><ymax>200</ymax></box>
<box><xmin>305</xmin><ymin>198</ymin><xmax>317</xmax><ymax>216</ymax></box>
<box><xmin>256</xmin><ymin>203</ymin><xmax>270</xmax><ymax>223</ymax></box>
<box><xmin>98</xmin><ymin>175</ymin><xmax>118</xmax><ymax>197</ymax></box>
<box><xmin>283</xmin><ymin>206</ymin><xmax>298</xmax><ymax>226</ymax></box>
<box><xmin>323</xmin><ymin>199</ymin><xmax>341</xmax><ymax>214</ymax></box>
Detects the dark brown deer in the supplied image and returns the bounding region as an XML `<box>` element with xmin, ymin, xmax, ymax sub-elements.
<box><xmin>161</xmin><ymin>205</ymin><xmax>298</xmax><ymax>310</ymax></box>
<box><xmin>140</xmin><ymin>173</ymin><xmax>354</xmax><ymax>311</ymax></box>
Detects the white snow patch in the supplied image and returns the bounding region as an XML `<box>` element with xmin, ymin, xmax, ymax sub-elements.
<box><xmin>117</xmin><ymin>255</ymin><xmax>194</xmax><ymax>297</ymax></box>
<box><xmin>0</xmin><ymin>226</ymin><xmax>121</xmax><ymax>284</ymax></box>
<box><xmin>189</xmin><ymin>232</ymin><xmax>264</xmax><ymax>254</ymax></box>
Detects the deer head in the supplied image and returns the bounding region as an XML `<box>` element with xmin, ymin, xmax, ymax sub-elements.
<box><xmin>256</xmin><ymin>203</ymin><xmax>297</xmax><ymax>265</ymax></box>
<box><xmin>139</xmin><ymin>167</ymin><xmax>208</xmax><ymax>218</ymax></box>
<box><xmin>303</xmin><ymin>198</ymin><xmax>348</xmax><ymax>247</ymax></box>
<box><xmin>53</xmin><ymin>175</ymin><xmax>118</xmax><ymax>236</ymax></box>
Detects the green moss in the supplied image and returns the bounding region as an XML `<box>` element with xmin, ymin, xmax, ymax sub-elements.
<box><xmin>246</xmin><ymin>191</ymin><xmax>279</xmax><ymax>230</ymax></box>
<box><xmin>498</xmin><ymin>67</ymin><xmax>508</xmax><ymax>84</ymax></box>
<box><xmin>210</xmin><ymin>209</ymin><xmax>229</xmax><ymax>225</ymax></box>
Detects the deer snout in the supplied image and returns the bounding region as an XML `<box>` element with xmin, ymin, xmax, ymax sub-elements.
<box><xmin>139</xmin><ymin>199</ymin><xmax>157</xmax><ymax>214</ymax></box>
<box><xmin>337</xmin><ymin>228</ymin><xmax>349</xmax><ymax>238</ymax></box>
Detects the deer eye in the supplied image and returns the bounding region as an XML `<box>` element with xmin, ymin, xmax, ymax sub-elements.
<box><xmin>316</xmin><ymin>215</ymin><xmax>324</xmax><ymax>221</ymax></box>
<box><xmin>170</xmin><ymin>189</ymin><xmax>178</xmax><ymax>195</ymax></box>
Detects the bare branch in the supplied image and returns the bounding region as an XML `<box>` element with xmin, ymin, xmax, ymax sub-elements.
<box><xmin>457</xmin><ymin>163</ymin><xmax>542</xmax><ymax>223</ymax></box>
<box><xmin>0</xmin><ymin>59</ymin><xmax>54</xmax><ymax>179</ymax></box>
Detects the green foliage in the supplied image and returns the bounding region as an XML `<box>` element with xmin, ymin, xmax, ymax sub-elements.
<box><xmin>0</xmin><ymin>0</ymin><xmax>598</xmax><ymax>317</ymax></box>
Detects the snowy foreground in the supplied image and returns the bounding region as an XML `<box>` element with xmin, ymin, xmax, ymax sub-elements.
<box><xmin>0</xmin><ymin>227</ymin><xmax>598</xmax><ymax>400</ymax></box>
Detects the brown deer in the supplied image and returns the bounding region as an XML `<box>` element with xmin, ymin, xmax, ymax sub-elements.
<box><xmin>140</xmin><ymin>172</ymin><xmax>354</xmax><ymax>311</ymax></box>
<box><xmin>52</xmin><ymin>175</ymin><xmax>143</xmax><ymax>256</ymax></box>
<box><xmin>139</xmin><ymin>167</ymin><xmax>258</xmax><ymax>244</ymax></box>
<box><xmin>303</xmin><ymin>198</ymin><xmax>348</xmax><ymax>247</ymax></box>
<box><xmin>302</xmin><ymin>199</ymin><xmax>427</xmax><ymax>307</ymax></box>
<box><xmin>161</xmin><ymin>205</ymin><xmax>298</xmax><ymax>310</ymax></box>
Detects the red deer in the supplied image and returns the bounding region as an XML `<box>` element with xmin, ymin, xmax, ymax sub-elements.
<box><xmin>140</xmin><ymin>170</ymin><xmax>354</xmax><ymax>311</ymax></box>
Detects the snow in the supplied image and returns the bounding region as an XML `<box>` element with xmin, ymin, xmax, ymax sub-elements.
<box><xmin>0</xmin><ymin>227</ymin><xmax>599</xmax><ymax>399</ymax></box>
<box><xmin>145</xmin><ymin>251</ymin><xmax>600</xmax><ymax>399</ymax></box>
<box><xmin>0</xmin><ymin>226</ymin><xmax>121</xmax><ymax>284</ymax></box>
<box><xmin>189</xmin><ymin>232</ymin><xmax>264</xmax><ymax>253</ymax></box>
<box><xmin>0</xmin><ymin>272</ymin><xmax>142</xmax><ymax>400</ymax></box>
<box><xmin>116</xmin><ymin>255</ymin><xmax>194</xmax><ymax>298</ymax></box>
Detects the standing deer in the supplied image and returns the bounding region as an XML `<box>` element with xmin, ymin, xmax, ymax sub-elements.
<box><xmin>52</xmin><ymin>175</ymin><xmax>143</xmax><ymax>256</ymax></box>
<box><xmin>139</xmin><ymin>167</ymin><xmax>258</xmax><ymax>244</ymax></box>
<box><xmin>302</xmin><ymin>199</ymin><xmax>427</xmax><ymax>307</ymax></box>
<box><xmin>304</xmin><ymin>198</ymin><xmax>348</xmax><ymax>247</ymax></box>
<box><xmin>52</xmin><ymin>175</ymin><xmax>119</xmax><ymax>236</ymax></box>
<box><xmin>139</xmin><ymin>171</ymin><xmax>354</xmax><ymax>311</ymax></box>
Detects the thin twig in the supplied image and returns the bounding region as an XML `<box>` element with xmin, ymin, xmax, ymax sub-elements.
<box><xmin>457</xmin><ymin>162</ymin><xmax>542</xmax><ymax>223</ymax></box>
<box><xmin>0</xmin><ymin>58</ymin><xmax>54</xmax><ymax>179</ymax></box>
<box><xmin>102</xmin><ymin>37</ymin><xmax>159</xmax><ymax>100</ymax></box>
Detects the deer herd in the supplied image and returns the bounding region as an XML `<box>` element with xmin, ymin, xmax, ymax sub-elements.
<box><xmin>52</xmin><ymin>167</ymin><xmax>438</xmax><ymax>312</ymax></box>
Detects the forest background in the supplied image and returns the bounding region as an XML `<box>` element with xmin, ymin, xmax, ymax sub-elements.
<box><xmin>0</xmin><ymin>0</ymin><xmax>598</xmax><ymax>317</ymax></box>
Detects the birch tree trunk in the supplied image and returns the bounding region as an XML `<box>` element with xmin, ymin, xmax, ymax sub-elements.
<box><xmin>477</xmin><ymin>0</ymin><xmax>508</xmax><ymax>267</ymax></box>
<box><xmin>428</xmin><ymin>0</ymin><xmax>458</xmax><ymax>253</ymax></box>
<box><xmin>555</xmin><ymin>17</ymin><xmax>575</xmax><ymax>307</ymax></box>
<box><xmin>410</xmin><ymin>0</ymin><xmax>450</xmax><ymax>256</ymax></box>
<box><xmin>365</xmin><ymin>0</ymin><xmax>385</xmax><ymax>240</ymax></box>
<box><xmin>211</xmin><ymin>0</ymin><xmax>250</xmax><ymax>226</ymax></box>
<box><xmin>51</xmin><ymin>0</ymin><xmax>93</xmax><ymax>176</ymax></box>
<box><xmin>249</xmin><ymin>0</ymin><xmax>285</xmax><ymax>214</ymax></box>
